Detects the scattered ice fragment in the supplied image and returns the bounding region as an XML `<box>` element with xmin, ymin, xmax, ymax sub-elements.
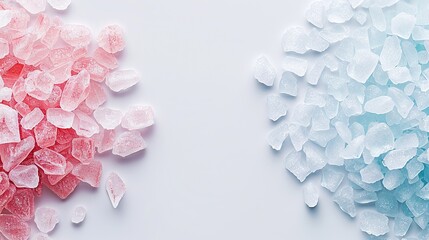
<box><xmin>359</xmin><ymin>210</ymin><xmax>389</xmax><ymax>236</ymax></box>
<box><xmin>72</xmin><ymin>160</ymin><xmax>102</xmax><ymax>187</ymax></box>
<box><xmin>34</xmin><ymin>207</ymin><xmax>59</xmax><ymax>233</ymax></box>
<box><xmin>60</xmin><ymin>24</ymin><xmax>92</xmax><ymax>47</ymax></box>
<box><xmin>394</xmin><ymin>214</ymin><xmax>412</xmax><ymax>237</ymax></box>
<box><xmin>379</xmin><ymin>36</ymin><xmax>401</xmax><ymax>71</ymax></box>
<box><xmin>0</xmin><ymin>214</ymin><xmax>30</xmax><ymax>240</ymax></box>
<box><xmin>282</xmin><ymin>27</ymin><xmax>308</xmax><ymax>54</ymax></box>
<box><xmin>71</xmin><ymin>206</ymin><xmax>86</xmax><ymax>224</ymax></box>
<box><xmin>267</xmin><ymin>122</ymin><xmax>288</xmax><ymax>151</ymax></box>
<box><xmin>285</xmin><ymin>151</ymin><xmax>310</xmax><ymax>182</ymax></box>
<box><xmin>106</xmin><ymin>172</ymin><xmax>126</xmax><ymax>208</ymax></box>
<box><xmin>364</xmin><ymin>96</ymin><xmax>394</xmax><ymax>114</ymax></box>
<box><xmin>305</xmin><ymin>1</ymin><xmax>325</xmax><ymax>28</ymax></box>
<box><xmin>369</xmin><ymin>7</ymin><xmax>386</xmax><ymax>32</ymax></box>
<box><xmin>348</xmin><ymin>0</ymin><xmax>364</xmax><ymax>9</ymax></box>
<box><xmin>20</xmin><ymin>108</ymin><xmax>44</xmax><ymax>130</ymax></box>
<box><xmin>283</xmin><ymin>56</ymin><xmax>308</xmax><ymax>77</ymax></box>
<box><xmin>388</xmin><ymin>67</ymin><xmax>412</xmax><ymax>84</ymax></box>
<box><xmin>266</xmin><ymin>95</ymin><xmax>288</xmax><ymax>121</ymax></box>
<box><xmin>365</xmin><ymin>123</ymin><xmax>394</xmax><ymax>157</ymax></box>
<box><xmin>112</xmin><ymin>131</ymin><xmax>146</xmax><ymax>157</ymax></box>
<box><xmin>382</xmin><ymin>170</ymin><xmax>405</xmax><ymax>191</ymax></box>
<box><xmin>346</xmin><ymin>50</ymin><xmax>379</xmax><ymax>83</ymax></box>
<box><xmin>71</xmin><ymin>138</ymin><xmax>95</xmax><ymax>164</ymax></box>
<box><xmin>303</xmin><ymin>182</ymin><xmax>318</xmax><ymax>208</ymax></box>
<box><xmin>34</xmin><ymin>148</ymin><xmax>67</xmax><ymax>175</ymax></box>
<box><xmin>360</xmin><ymin>163</ymin><xmax>383</xmax><ymax>184</ymax></box>
<box><xmin>279</xmin><ymin>72</ymin><xmax>298</xmax><ymax>96</ymax></box>
<box><xmin>327</xmin><ymin>0</ymin><xmax>354</xmax><ymax>23</ymax></box>
<box><xmin>253</xmin><ymin>56</ymin><xmax>276</xmax><ymax>87</ymax></box>
<box><xmin>383</xmin><ymin>148</ymin><xmax>416</xmax><ymax>170</ymax></box>
<box><xmin>121</xmin><ymin>105</ymin><xmax>155</xmax><ymax>130</ymax></box>
<box><xmin>333</xmin><ymin>185</ymin><xmax>356</xmax><ymax>217</ymax></box>
<box><xmin>306</xmin><ymin>29</ymin><xmax>329</xmax><ymax>52</ymax></box>
<box><xmin>0</xmin><ymin>11</ymin><xmax>12</xmax><ymax>29</ymax></box>
<box><xmin>0</xmin><ymin>104</ymin><xmax>20</xmax><ymax>144</ymax></box>
<box><xmin>46</xmin><ymin>108</ymin><xmax>75</xmax><ymax>129</ymax></box>
<box><xmin>106</xmin><ymin>69</ymin><xmax>140</xmax><ymax>92</ymax></box>
<box><xmin>391</xmin><ymin>13</ymin><xmax>416</xmax><ymax>39</ymax></box>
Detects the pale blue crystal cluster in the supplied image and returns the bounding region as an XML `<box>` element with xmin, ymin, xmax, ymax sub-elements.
<box><xmin>255</xmin><ymin>0</ymin><xmax>429</xmax><ymax>239</ymax></box>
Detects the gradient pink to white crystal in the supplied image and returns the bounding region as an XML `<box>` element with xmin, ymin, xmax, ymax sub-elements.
<box><xmin>0</xmin><ymin>0</ymin><xmax>154</xmax><ymax>239</ymax></box>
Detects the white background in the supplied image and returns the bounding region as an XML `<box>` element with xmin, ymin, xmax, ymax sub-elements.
<box><xmin>40</xmin><ymin>0</ymin><xmax>364</xmax><ymax>239</ymax></box>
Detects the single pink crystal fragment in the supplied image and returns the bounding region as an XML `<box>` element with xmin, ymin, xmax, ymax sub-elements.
<box><xmin>34</xmin><ymin>207</ymin><xmax>59</xmax><ymax>233</ymax></box>
<box><xmin>0</xmin><ymin>136</ymin><xmax>35</xmax><ymax>172</ymax></box>
<box><xmin>72</xmin><ymin>57</ymin><xmax>108</xmax><ymax>82</ymax></box>
<box><xmin>85</xmin><ymin>82</ymin><xmax>107</xmax><ymax>110</ymax></box>
<box><xmin>24</xmin><ymin>71</ymin><xmax>54</xmax><ymax>100</ymax></box>
<box><xmin>93</xmin><ymin>47</ymin><xmax>118</xmax><ymax>70</ymax></box>
<box><xmin>93</xmin><ymin>107</ymin><xmax>122</xmax><ymax>130</ymax></box>
<box><xmin>11</xmin><ymin>77</ymin><xmax>27</xmax><ymax>103</ymax></box>
<box><xmin>34</xmin><ymin>119</ymin><xmax>57</xmax><ymax>148</ymax></box>
<box><xmin>47</xmin><ymin>161</ymin><xmax>73</xmax><ymax>185</ymax></box>
<box><xmin>112</xmin><ymin>131</ymin><xmax>146</xmax><ymax>157</ymax></box>
<box><xmin>0</xmin><ymin>185</ymin><xmax>16</xmax><ymax>212</ymax></box>
<box><xmin>72</xmin><ymin>160</ymin><xmax>102</xmax><ymax>187</ymax></box>
<box><xmin>122</xmin><ymin>105</ymin><xmax>155</xmax><ymax>130</ymax></box>
<box><xmin>0</xmin><ymin>38</ymin><xmax>9</xmax><ymax>59</ymax></box>
<box><xmin>16</xmin><ymin>0</ymin><xmax>47</xmax><ymax>14</ymax></box>
<box><xmin>34</xmin><ymin>148</ymin><xmax>66</xmax><ymax>175</ymax></box>
<box><xmin>43</xmin><ymin>173</ymin><xmax>80</xmax><ymax>199</ymax></box>
<box><xmin>71</xmin><ymin>205</ymin><xmax>86</xmax><ymax>224</ymax></box>
<box><xmin>0</xmin><ymin>87</ymin><xmax>12</xmax><ymax>102</ymax></box>
<box><xmin>97</xmin><ymin>25</ymin><xmax>125</xmax><ymax>54</ymax></box>
<box><xmin>14</xmin><ymin>102</ymin><xmax>30</xmax><ymax>117</ymax></box>
<box><xmin>0</xmin><ymin>214</ymin><xmax>31</xmax><ymax>240</ymax></box>
<box><xmin>60</xmin><ymin>69</ymin><xmax>90</xmax><ymax>111</ymax></box>
<box><xmin>6</xmin><ymin>189</ymin><xmax>35</xmax><ymax>221</ymax></box>
<box><xmin>71</xmin><ymin>138</ymin><xmax>95</xmax><ymax>164</ymax></box>
<box><xmin>47</xmin><ymin>0</ymin><xmax>71</xmax><ymax>11</ymax></box>
<box><xmin>72</xmin><ymin>110</ymin><xmax>100</xmax><ymax>137</ymax></box>
<box><xmin>12</xmin><ymin>34</ymin><xmax>35</xmax><ymax>61</ymax></box>
<box><xmin>25</xmin><ymin>43</ymin><xmax>50</xmax><ymax>66</ymax></box>
<box><xmin>44</xmin><ymin>86</ymin><xmax>62</xmax><ymax>108</ymax></box>
<box><xmin>94</xmin><ymin>129</ymin><xmax>115</xmax><ymax>153</ymax></box>
<box><xmin>9</xmin><ymin>164</ymin><xmax>39</xmax><ymax>188</ymax></box>
<box><xmin>0</xmin><ymin>172</ymin><xmax>9</xmax><ymax>195</ymax></box>
<box><xmin>106</xmin><ymin>172</ymin><xmax>126</xmax><ymax>208</ymax></box>
<box><xmin>46</xmin><ymin>108</ymin><xmax>75</xmax><ymax>129</ymax></box>
<box><xmin>105</xmin><ymin>69</ymin><xmax>139</xmax><ymax>92</ymax></box>
<box><xmin>20</xmin><ymin>107</ymin><xmax>44</xmax><ymax>130</ymax></box>
<box><xmin>60</xmin><ymin>24</ymin><xmax>91</xmax><ymax>47</ymax></box>
<box><xmin>0</xmin><ymin>103</ymin><xmax>20</xmax><ymax>144</ymax></box>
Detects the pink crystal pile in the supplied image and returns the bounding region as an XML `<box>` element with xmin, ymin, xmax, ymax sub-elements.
<box><xmin>0</xmin><ymin>1</ymin><xmax>154</xmax><ymax>239</ymax></box>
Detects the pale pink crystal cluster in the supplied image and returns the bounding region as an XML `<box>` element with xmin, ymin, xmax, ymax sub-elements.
<box><xmin>0</xmin><ymin>1</ymin><xmax>154</xmax><ymax>239</ymax></box>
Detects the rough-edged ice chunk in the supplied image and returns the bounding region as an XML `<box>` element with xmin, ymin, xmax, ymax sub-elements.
<box><xmin>379</xmin><ymin>36</ymin><xmax>401</xmax><ymax>71</ymax></box>
<box><xmin>346</xmin><ymin>49</ymin><xmax>379</xmax><ymax>83</ymax></box>
<box><xmin>369</xmin><ymin>7</ymin><xmax>386</xmax><ymax>32</ymax></box>
<box><xmin>281</xmin><ymin>27</ymin><xmax>308</xmax><ymax>54</ymax></box>
<box><xmin>106</xmin><ymin>172</ymin><xmax>126</xmax><ymax>208</ymax></box>
<box><xmin>383</xmin><ymin>148</ymin><xmax>416</xmax><ymax>170</ymax></box>
<box><xmin>266</xmin><ymin>95</ymin><xmax>288</xmax><ymax>121</ymax></box>
<box><xmin>353</xmin><ymin>190</ymin><xmax>378</xmax><ymax>204</ymax></box>
<box><xmin>360</xmin><ymin>163</ymin><xmax>383</xmax><ymax>184</ymax></box>
<box><xmin>305</xmin><ymin>1</ymin><xmax>325</xmax><ymax>28</ymax></box>
<box><xmin>382</xmin><ymin>170</ymin><xmax>405</xmax><ymax>191</ymax></box>
<box><xmin>394</xmin><ymin>213</ymin><xmax>412</xmax><ymax>237</ymax></box>
<box><xmin>283</xmin><ymin>56</ymin><xmax>308</xmax><ymax>77</ymax></box>
<box><xmin>306</xmin><ymin>58</ymin><xmax>325</xmax><ymax>85</ymax></box>
<box><xmin>253</xmin><ymin>56</ymin><xmax>276</xmax><ymax>87</ymax></box>
<box><xmin>71</xmin><ymin>206</ymin><xmax>86</xmax><ymax>224</ymax></box>
<box><xmin>16</xmin><ymin>0</ymin><xmax>47</xmax><ymax>14</ymax></box>
<box><xmin>327</xmin><ymin>0</ymin><xmax>354</xmax><ymax>23</ymax></box>
<box><xmin>20</xmin><ymin>108</ymin><xmax>44</xmax><ymax>130</ymax></box>
<box><xmin>365</xmin><ymin>123</ymin><xmax>394</xmax><ymax>157</ymax></box>
<box><xmin>391</xmin><ymin>12</ymin><xmax>416</xmax><ymax>39</ymax></box>
<box><xmin>321</xmin><ymin>167</ymin><xmax>344</xmax><ymax>192</ymax></box>
<box><xmin>284</xmin><ymin>151</ymin><xmax>310</xmax><ymax>182</ymax></box>
<box><xmin>333</xmin><ymin>185</ymin><xmax>356</xmax><ymax>217</ymax></box>
<box><xmin>93</xmin><ymin>107</ymin><xmax>123</xmax><ymax>130</ymax></box>
<box><xmin>267</xmin><ymin>122</ymin><xmax>288</xmax><ymax>151</ymax></box>
<box><xmin>97</xmin><ymin>25</ymin><xmax>126</xmax><ymax>54</ymax></box>
<box><xmin>34</xmin><ymin>207</ymin><xmax>59</xmax><ymax>233</ymax></box>
<box><xmin>388</xmin><ymin>87</ymin><xmax>413</xmax><ymax>118</ymax></box>
<box><xmin>306</xmin><ymin>29</ymin><xmax>329</xmax><ymax>52</ymax></box>
<box><xmin>395</xmin><ymin>133</ymin><xmax>419</xmax><ymax>150</ymax></box>
<box><xmin>303</xmin><ymin>182</ymin><xmax>318</xmax><ymax>208</ymax></box>
<box><xmin>388</xmin><ymin>67</ymin><xmax>412</xmax><ymax>84</ymax></box>
<box><xmin>121</xmin><ymin>105</ymin><xmax>155</xmax><ymax>130</ymax></box>
<box><xmin>47</xmin><ymin>0</ymin><xmax>71</xmax><ymax>10</ymax></box>
<box><xmin>364</xmin><ymin>96</ymin><xmax>394</xmax><ymax>114</ymax></box>
<box><xmin>279</xmin><ymin>72</ymin><xmax>298</xmax><ymax>96</ymax></box>
<box><xmin>359</xmin><ymin>210</ymin><xmax>389</xmax><ymax>236</ymax></box>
